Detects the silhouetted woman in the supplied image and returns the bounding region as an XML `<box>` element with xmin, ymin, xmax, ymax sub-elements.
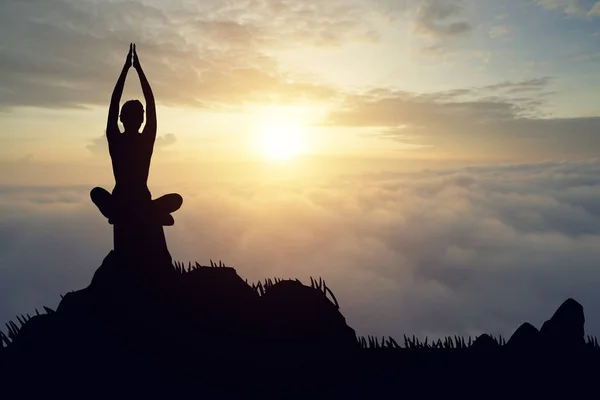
<box><xmin>91</xmin><ymin>44</ymin><xmax>182</xmax><ymax>225</ymax></box>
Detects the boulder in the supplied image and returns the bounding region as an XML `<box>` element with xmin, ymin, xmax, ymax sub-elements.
<box><xmin>540</xmin><ymin>298</ymin><xmax>585</xmax><ymax>350</ymax></box>
<box><xmin>174</xmin><ymin>266</ymin><xmax>262</xmax><ymax>346</ymax></box>
<box><xmin>471</xmin><ymin>334</ymin><xmax>500</xmax><ymax>351</ymax></box>
<box><xmin>505</xmin><ymin>322</ymin><xmax>540</xmax><ymax>352</ymax></box>
<box><xmin>260</xmin><ymin>279</ymin><xmax>358</xmax><ymax>362</ymax></box>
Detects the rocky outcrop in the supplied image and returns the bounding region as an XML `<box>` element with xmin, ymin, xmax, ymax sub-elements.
<box><xmin>540</xmin><ymin>298</ymin><xmax>585</xmax><ymax>350</ymax></box>
<box><xmin>261</xmin><ymin>279</ymin><xmax>358</xmax><ymax>363</ymax></box>
<box><xmin>471</xmin><ymin>333</ymin><xmax>500</xmax><ymax>351</ymax></box>
<box><xmin>1</xmin><ymin>253</ymin><xmax>597</xmax><ymax>397</ymax></box>
<box><xmin>3</xmin><ymin>251</ymin><xmax>356</xmax><ymax>370</ymax></box>
<box><xmin>505</xmin><ymin>322</ymin><xmax>540</xmax><ymax>351</ymax></box>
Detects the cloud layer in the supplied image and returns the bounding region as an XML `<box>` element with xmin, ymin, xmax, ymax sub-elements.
<box><xmin>2</xmin><ymin>160</ymin><xmax>600</xmax><ymax>340</ymax></box>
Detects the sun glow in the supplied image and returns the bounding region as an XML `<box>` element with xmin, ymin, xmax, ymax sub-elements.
<box><xmin>261</xmin><ymin>121</ymin><xmax>307</xmax><ymax>161</ymax></box>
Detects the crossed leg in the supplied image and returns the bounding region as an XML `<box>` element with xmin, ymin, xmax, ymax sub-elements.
<box><xmin>90</xmin><ymin>187</ymin><xmax>113</xmax><ymax>219</ymax></box>
<box><xmin>154</xmin><ymin>193</ymin><xmax>183</xmax><ymax>214</ymax></box>
<box><xmin>91</xmin><ymin>187</ymin><xmax>182</xmax><ymax>225</ymax></box>
<box><xmin>153</xmin><ymin>193</ymin><xmax>183</xmax><ymax>226</ymax></box>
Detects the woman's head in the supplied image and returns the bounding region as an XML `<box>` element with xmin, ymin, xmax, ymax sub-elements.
<box><xmin>120</xmin><ymin>100</ymin><xmax>144</xmax><ymax>131</ymax></box>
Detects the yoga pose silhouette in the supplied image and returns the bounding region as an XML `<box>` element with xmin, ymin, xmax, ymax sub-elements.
<box><xmin>91</xmin><ymin>44</ymin><xmax>182</xmax><ymax>226</ymax></box>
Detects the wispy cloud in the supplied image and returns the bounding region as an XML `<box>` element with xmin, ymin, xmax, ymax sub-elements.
<box><xmin>535</xmin><ymin>0</ymin><xmax>600</xmax><ymax>17</ymax></box>
<box><xmin>488</xmin><ymin>25</ymin><xmax>511</xmax><ymax>38</ymax></box>
<box><xmin>0</xmin><ymin>0</ymin><xmax>381</xmax><ymax>110</ymax></box>
<box><xmin>413</xmin><ymin>0</ymin><xmax>472</xmax><ymax>38</ymax></box>
<box><xmin>324</xmin><ymin>77</ymin><xmax>552</xmax><ymax>128</ymax></box>
<box><xmin>590</xmin><ymin>2</ymin><xmax>600</xmax><ymax>15</ymax></box>
<box><xmin>481</xmin><ymin>77</ymin><xmax>552</xmax><ymax>93</ymax></box>
<box><xmin>322</xmin><ymin>77</ymin><xmax>600</xmax><ymax>159</ymax></box>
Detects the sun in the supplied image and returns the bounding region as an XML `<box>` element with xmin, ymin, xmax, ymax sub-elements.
<box><xmin>261</xmin><ymin>121</ymin><xmax>307</xmax><ymax>161</ymax></box>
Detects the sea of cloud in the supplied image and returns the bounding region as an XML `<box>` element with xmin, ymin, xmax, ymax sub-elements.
<box><xmin>2</xmin><ymin>159</ymin><xmax>600</xmax><ymax>341</ymax></box>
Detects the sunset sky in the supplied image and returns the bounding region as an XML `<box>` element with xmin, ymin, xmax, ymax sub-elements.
<box><xmin>1</xmin><ymin>0</ymin><xmax>600</xmax><ymax>340</ymax></box>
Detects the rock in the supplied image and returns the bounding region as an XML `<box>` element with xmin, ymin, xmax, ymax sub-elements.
<box><xmin>158</xmin><ymin>266</ymin><xmax>262</xmax><ymax>364</ymax></box>
<box><xmin>176</xmin><ymin>266</ymin><xmax>260</xmax><ymax>323</ymax></box>
<box><xmin>540</xmin><ymin>298</ymin><xmax>585</xmax><ymax>350</ymax></box>
<box><xmin>89</xmin><ymin>251</ymin><xmax>119</xmax><ymax>288</ymax></box>
<box><xmin>261</xmin><ymin>280</ymin><xmax>357</xmax><ymax>362</ymax></box>
<box><xmin>505</xmin><ymin>322</ymin><xmax>540</xmax><ymax>352</ymax></box>
<box><xmin>471</xmin><ymin>334</ymin><xmax>500</xmax><ymax>351</ymax></box>
<box><xmin>2</xmin><ymin>248</ymin><xmax>360</xmax><ymax>384</ymax></box>
<box><xmin>57</xmin><ymin>289</ymin><xmax>93</xmax><ymax>316</ymax></box>
<box><xmin>90</xmin><ymin>250</ymin><xmax>176</xmax><ymax>297</ymax></box>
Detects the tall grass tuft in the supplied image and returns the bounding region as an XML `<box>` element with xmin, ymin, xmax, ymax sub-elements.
<box><xmin>245</xmin><ymin>275</ymin><xmax>339</xmax><ymax>310</ymax></box>
<box><xmin>357</xmin><ymin>334</ymin><xmax>597</xmax><ymax>349</ymax></box>
<box><xmin>172</xmin><ymin>259</ymin><xmax>230</xmax><ymax>274</ymax></box>
<box><xmin>1</xmin><ymin>308</ymin><xmax>52</xmax><ymax>348</ymax></box>
<box><xmin>356</xmin><ymin>334</ymin><xmax>509</xmax><ymax>349</ymax></box>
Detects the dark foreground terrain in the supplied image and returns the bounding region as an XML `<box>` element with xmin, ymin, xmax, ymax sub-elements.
<box><xmin>1</xmin><ymin>250</ymin><xmax>599</xmax><ymax>398</ymax></box>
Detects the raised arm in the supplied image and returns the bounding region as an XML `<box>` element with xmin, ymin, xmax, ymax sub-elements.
<box><xmin>107</xmin><ymin>44</ymin><xmax>133</xmax><ymax>142</ymax></box>
<box><xmin>133</xmin><ymin>44</ymin><xmax>156</xmax><ymax>143</ymax></box>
